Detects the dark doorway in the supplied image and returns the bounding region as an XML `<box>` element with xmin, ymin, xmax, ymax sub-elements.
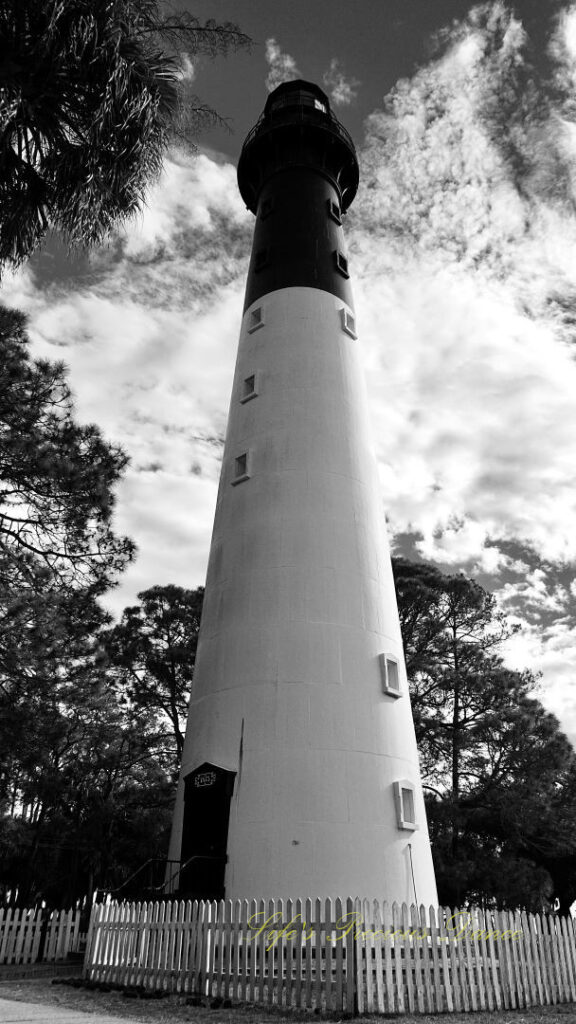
<box><xmin>179</xmin><ymin>762</ymin><xmax>236</xmax><ymax>899</ymax></box>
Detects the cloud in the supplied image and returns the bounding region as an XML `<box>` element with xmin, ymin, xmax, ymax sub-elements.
<box><xmin>0</xmin><ymin>151</ymin><xmax>251</xmax><ymax>616</ymax></box>
<box><xmin>322</xmin><ymin>58</ymin><xmax>360</xmax><ymax>106</ymax></box>
<box><xmin>264</xmin><ymin>38</ymin><xmax>301</xmax><ymax>92</ymax></box>
<box><xmin>3</xmin><ymin>3</ymin><xmax>576</xmax><ymax>743</ymax></box>
<box><xmin>347</xmin><ymin>4</ymin><xmax>576</xmax><ymax>575</ymax></box>
<box><xmin>342</xmin><ymin>2</ymin><xmax>576</xmax><ymax>740</ymax></box>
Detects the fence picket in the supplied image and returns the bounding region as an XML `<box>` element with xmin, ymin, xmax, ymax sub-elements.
<box><xmin>354</xmin><ymin>898</ymin><xmax>365</xmax><ymax>1014</ymax></box>
<box><xmin>399</xmin><ymin>903</ymin><xmax>414</xmax><ymax>1014</ymax></box>
<box><xmin>390</xmin><ymin>902</ymin><xmax>403</xmax><ymax>1013</ymax></box>
<box><xmin>380</xmin><ymin>901</ymin><xmax>393</xmax><ymax>1014</ymax></box>
<box><xmin>361</xmin><ymin>898</ymin><xmax>373</xmax><ymax>1013</ymax></box>
<box><xmin>444</xmin><ymin>907</ymin><xmax>462</xmax><ymax>1011</ymax></box>
<box><xmin>236</xmin><ymin>899</ymin><xmax>246</xmax><ymax>1001</ymax></box>
<box><xmin>168</xmin><ymin>900</ymin><xmax>181</xmax><ymax>991</ymax></box>
<box><xmin>457</xmin><ymin>909</ymin><xmax>473</xmax><ymax>1012</ymax></box>
<box><xmin>544</xmin><ymin>912</ymin><xmax>560</xmax><ymax>1003</ymax></box>
<box><xmin>141</xmin><ymin>902</ymin><xmax>154</xmax><ymax>989</ymax></box>
<box><xmin>277</xmin><ymin>897</ymin><xmax>287</xmax><ymax>1007</ymax></box>
<box><xmin>428</xmin><ymin>905</ymin><xmax>446</xmax><ymax>1013</ymax></box>
<box><xmin>545</xmin><ymin>911</ymin><xmax>558</xmax><ymax>1004</ymax></box>
<box><xmin>484</xmin><ymin>909</ymin><xmax>501</xmax><ymax>1012</ymax></box>
<box><xmin>284</xmin><ymin>897</ymin><xmax>293</xmax><ymax>1008</ymax></box>
<box><xmin>553</xmin><ymin>913</ymin><xmax>565</xmax><ymax>999</ymax></box>
<box><xmin>344</xmin><ymin>897</ymin><xmax>355</xmax><ymax>1014</ymax></box>
<box><xmin>83</xmin><ymin>903</ymin><xmax>97</xmax><ymax>980</ymax></box>
<box><xmin>517</xmin><ymin>909</ymin><xmax>535</xmax><ymax>1006</ymax></box>
<box><xmin>408</xmin><ymin>903</ymin><xmax>424</xmax><ymax>1013</ymax></box>
<box><xmin>512</xmin><ymin>908</ymin><xmax>529</xmax><ymax>1007</ymax></box>
<box><xmin>469</xmin><ymin>908</ymin><xmax>486</xmax><ymax>1010</ymax></box>
<box><xmin>312</xmin><ymin>897</ymin><xmax>322</xmax><ymax>1010</ymax></box>
<box><xmin>65</xmin><ymin>896</ymin><xmax>576</xmax><ymax>1014</ymax></box>
<box><xmin>417</xmin><ymin>904</ymin><xmax>433</xmax><ymax>1012</ymax></box>
<box><xmin>293</xmin><ymin>898</ymin><xmax>303</xmax><ymax>1009</ymax></box>
<box><xmin>12</xmin><ymin>909</ymin><xmax>26</xmax><ymax>964</ymax></box>
<box><xmin>561</xmin><ymin>914</ymin><xmax>576</xmax><ymax>1002</ymax></box>
<box><xmin>0</xmin><ymin>908</ymin><xmax>11</xmax><ymax>963</ymax></box>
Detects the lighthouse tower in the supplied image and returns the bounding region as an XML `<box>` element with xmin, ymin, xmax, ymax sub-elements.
<box><xmin>168</xmin><ymin>81</ymin><xmax>437</xmax><ymax>905</ymax></box>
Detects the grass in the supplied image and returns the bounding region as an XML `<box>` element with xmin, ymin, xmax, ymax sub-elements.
<box><xmin>1</xmin><ymin>978</ymin><xmax>576</xmax><ymax>1023</ymax></box>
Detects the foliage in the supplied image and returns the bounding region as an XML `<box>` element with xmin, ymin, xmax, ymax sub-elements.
<box><xmin>0</xmin><ymin>302</ymin><xmax>157</xmax><ymax>906</ymax></box>
<box><xmin>0</xmin><ymin>0</ymin><xmax>250</xmax><ymax>272</ymax></box>
<box><xmin>0</xmin><ymin>583</ymin><xmax>204</xmax><ymax>905</ymax></box>
<box><xmin>393</xmin><ymin>557</ymin><xmax>576</xmax><ymax>912</ymax></box>
<box><xmin>103</xmin><ymin>585</ymin><xmax>204</xmax><ymax>770</ymax></box>
<box><xmin>0</xmin><ymin>582</ymin><xmax>175</xmax><ymax>907</ymax></box>
<box><xmin>0</xmin><ymin>306</ymin><xmax>134</xmax><ymax>592</ymax></box>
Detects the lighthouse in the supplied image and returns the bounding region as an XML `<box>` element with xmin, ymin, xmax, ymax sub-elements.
<box><xmin>168</xmin><ymin>80</ymin><xmax>437</xmax><ymax>905</ymax></box>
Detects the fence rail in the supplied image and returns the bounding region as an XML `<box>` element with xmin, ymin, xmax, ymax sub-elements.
<box><xmin>0</xmin><ymin>907</ymin><xmax>83</xmax><ymax>965</ymax></box>
<box><xmin>84</xmin><ymin>897</ymin><xmax>576</xmax><ymax>1014</ymax></box>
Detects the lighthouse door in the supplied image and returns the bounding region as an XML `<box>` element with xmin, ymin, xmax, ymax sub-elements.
<box><xmin>180</xmin><ymin>763</ymin><xmax>235</xmax><ymax>899</ymax></box>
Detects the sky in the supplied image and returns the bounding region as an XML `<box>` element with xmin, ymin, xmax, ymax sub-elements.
<box><xmin>2</xmin><ymin>0</ymin><xmax>576</xmax><ymax>742</ymax></box>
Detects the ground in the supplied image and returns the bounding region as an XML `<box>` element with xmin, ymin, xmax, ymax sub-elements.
<box><xmin>1</xmin><ymin>980</ymin><xmax>576</xmax><ymax>1023</ymax></box>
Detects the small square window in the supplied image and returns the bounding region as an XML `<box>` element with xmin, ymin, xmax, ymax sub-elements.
<box><xmin>232</xmin><ymin>451</ymin><xmax>251</xmax><ymax>485</ymax></box>
<box><xmin>402</xmin><ymin>788</ymin><xmax>415</xmax><ymax>824</ymax></box>
<box><xmin>393</xmin><ymin>780</ymin><xmax>419</xmax><ymax>831</ymax></box>
<box><xmin>327</xmin><ymin>198</ymin><xmax>342</xmax><ymax>225</ymax></box>
<box><xmin>380</xmin><ymin>654</ymin><xmax>402</xmax><ymax>698</ymax></box>
<box><xmin>254</xmin><ymin>248</ymin><xmax>269</xmax><ymax>272</ymax></box>
<box><xmin>247</xmin><ymin>306</ymin><xmax>264</xmax><ymax>333</ymax></box>
<box><xmin>314</xmin><ymin>99</ymin><xmax>327</xmax><ymax>112</ymax></box>
<box><xmin>333</xmin><ymin>250</ymin><xmax>349</xmax><ymax>278</ymax></box>
<box><xmin>260</xmin><ymin>196</ymin><xmax>274</xmax><ymax>220</ymax></box>
<box><xmin>240</xmin><ymin>373</ymin><xmax>258</xmax><ymax>404</ymax></box>
<box><xmin>340</xmin><ymin>307</ymin><xmax>357</xmax><ymax>339</ymax></box>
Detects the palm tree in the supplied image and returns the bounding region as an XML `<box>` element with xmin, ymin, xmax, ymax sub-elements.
<box><xmin>0</xmin><ymin>0</ymin><xmax>250</xmax><ymax>273</ymax></box>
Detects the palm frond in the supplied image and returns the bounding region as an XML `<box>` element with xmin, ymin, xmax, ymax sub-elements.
<box><xmin>0</xmin><ymin>0</ymin><xmax>251</xmax><ymax>272</ymax></box>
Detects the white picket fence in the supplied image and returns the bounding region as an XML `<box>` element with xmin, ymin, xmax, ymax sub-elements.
<box><xmin>84</xmin><ymin>897</ymin><xmax>576</xmax><ymax>1013</ymax></box>
<box><xmin>0</xmin><ymin>906</ymin><xmax>83</xmax><ymax>965</ymax></box>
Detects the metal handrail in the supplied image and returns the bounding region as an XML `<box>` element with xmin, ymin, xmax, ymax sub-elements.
<box><xmin>241</xmin><ymin>105</ymin><xmax>356</xmax><ymax>157</ymax></box>
<box><xmin>94</xmin><ymin>858</ymin><xmax>179</xmax><ymax>901</ymax></box>
<box><xmin>95</xmin><ymin>854</ymin><xmax>227</xmax><ymax>902</ymax></box>
<box><xmin>161</xmin><ymin>854</ymin><xmax>226</xmax><ymax>895</ymax></box>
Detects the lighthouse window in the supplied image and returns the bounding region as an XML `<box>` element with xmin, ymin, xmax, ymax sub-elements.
<box><xmin>393</xmin><ymin>781</ymin><xmax>418</xmax><ymax>831</ymax></box>
<box><xmin>333</xmin><ymin>250</ymin><xmax>350</xmax><ymax>278</ymax></box>
<box><xmin>248</xmin><ymin>306</ymin><xmax>265</xmax><ymax>333</ymax></box>
<box><xmin>240</xmin><ymin>373</ymin><xmax>258</xmax><ymax>403</ymax></box>
<box><xmin>327</xmin><ymin>198</ymin><xmax>342</xmax><ymax>225</ymax></box>
<box><xmin>232</xmin><ymin>452</ymin><xmax>250</xmax><ymax>485</ymax></box>
<box><xmin>254</xmin><ymin>248</ymin><xmax>270</xmax><ymax>272</ymax></box>
<box><xmin>402</xmin><ymin>788</ymin><xmax>415</xmax><ymax>824</ymax></box>
<box><xmin>260</xmin><ymin>196</ymin><xmax>274</xmax><ymax>220</ymax></box>
<box><xmin>314</xmin><ymin>98</ymin><xmax>327</xmax><ymax>113</ymax></box>
<box><xmin>340</xmin><ymin>308</ymin><xmax>357</xmax><ymax>339</ymax></box>
<box><xmin>379</xmin><ymin>654</ymin><xmax>402</xmax><ymax>698</ymax></box>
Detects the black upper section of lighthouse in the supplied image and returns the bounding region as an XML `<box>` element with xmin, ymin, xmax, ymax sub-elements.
<box><xmin>237</xmin><ymin>80</ymin><xmax>359</xmax><ymax>214</ymax></box>
<box><xmin>238</xmin><ymin>81</ymin><xmax>360</xmax><ymax>311</ymax></box>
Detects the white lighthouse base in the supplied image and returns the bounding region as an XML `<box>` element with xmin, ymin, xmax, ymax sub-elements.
<box><xmin>169</xmin><ymin>287</ymin><xmax>437</xmax><ymax>907</ymax></box>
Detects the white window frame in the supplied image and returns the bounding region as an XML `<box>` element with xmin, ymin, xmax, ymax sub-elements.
<box><xmin>333</xmin><ymin>249</ymin><xmax>350</xmax><ymax>278</ymax></box>
<box><xmin>254</xmin><ymin>248</ymin><xmax>269</xmax><ymax>273</ymax></box>
<box><xmin>247</xmin><ymin>306</ymin><xmax>265</xmax><ymax>334</ymax></box>
<box><xmin>393</xmin><ymin>780</ymin><xmax>419</xmax><ymax>831</ymax></box>
<box><xmin>231</xmin><ymin>450</ymin><xmax>251</xmax><ymax>485</ymax></box>
<box><xmin>260</xmin><ymin>196</ymin><xmax>274</xmax><ymax>220</ymax></box>
<box><xmin>327</xmin><ymin>198</ymin><xmax>342</xmax><ymax>225</ymax></box>
<box><xmin>379</xmin><ymin>653</ymin><xmax>402</xmax><ymax>698</ymax></box>
<box><xmin>340</xmin><ymin>307</ymin><xmax>357</xmax><ymax>339</ymax></box>
<box><xmin>240</xmin><ymin>372</ymin><xmax>259</xmax><ymax>404</ymax></box>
